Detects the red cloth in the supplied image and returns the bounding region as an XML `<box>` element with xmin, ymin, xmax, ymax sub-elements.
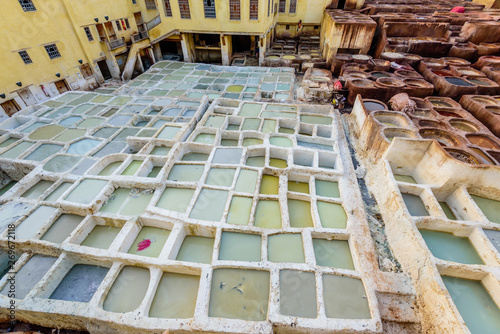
<box><xmin>450</xmin><ymin>6</ymin><xmax>465</xmax><ymax>13</ymax></box>
<box><xmin>333</xmin><ymin>80</ymin><xmax>342</xmax><ymax>90</ymax></box>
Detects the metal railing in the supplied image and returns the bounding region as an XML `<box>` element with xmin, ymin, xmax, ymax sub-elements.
<box><xmin>131</xmin><ymin>31</ymin><xmax>149</xmax><ymax>43</ymax></box>
<box><xmin>108</xmin><ymin>38</ymin><xmax>125</xmax><ymax>50</ymax></box>
<box><xmin>146</xmin><ymin>15</ymin><xmax>162</xmax><ymax>31</ymax></box>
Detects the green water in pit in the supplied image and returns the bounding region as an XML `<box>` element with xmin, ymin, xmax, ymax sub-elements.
<box><xmin>280</xmin><ymin>270</ymin><xmax>317</xmax><ymax>318</ymax></box>
<box><xmin>206</xmin><ymin>168</ymin><xmax>235</xmax><ymax>187</ymax></box>
<box><xmin>99</xmin><ymin>161</ymin><xmax>123</xmax><ymax>176</ymax></box>
<box><xmin>239</xmin><ymin>103</ymin><xmax>262</xmax><ymax>117</ymax></box>
<box><xmin>442</xmin><ymin>276</ymin><xmax>500</xmax><ymax>334</ymax></box>
<box><xmin>209</xmin><ymin>268</ymin><xmax>270</xmax><ymax>321</ymax></box>
<box><xmin>254</xmin><ymin>200</ymin><xmax>282</xmax><ymax>228</ymax></box>
<box><xmin>176</xmin><ymin>236</ymin><xmax>214</xmax><ymax>263</ymax></box>
<box><xmin>81</xmin><ymin>225</ymin><xmax>120</xmax><ymax>249</ymax></box>
<box><xmin>270</xmin><ymin>136</ymin><xmax>293</xmax><ymax>147</ymax></box>
<box><xmin>168</xmin><ymin>164</ymin><xmax>204</xmax><ymax>182</ymax></box>
<box><xmin>151</xmin><ymin>146</ymin><xmax>171</xmax><ymax>155</ymax></box>
<box><xmin>471</xmin><ymin>195</ymin><xmax>500</xmax><ymax>224</ymax></box>
<box><xmin>41</xmin><ymin>214</ymin><xmax>84</xmax><ymax>244</ymax></box>
<box><xmin>227</xmin><ymin>196</ymin><xmax>253</xmax><ymax>225</ymax></box>
<box><xmin>242</xmin><ymin>138</ymin><xmax>263</xmax><ymax>146</ymax></box>
<box><xmin>269</xmin><ymin>158</ymin><xmax>287</xmax><ymax>168</ymax></box>
<box><xmin>288</xmin><ymin>199</ymin><xmax>314</xmax><ymax>228</ymax></box>
<box><xmin>219</xmin><ymin>232</ymin><xmax>261</xmax><ymax>262</ymax></box>
<box><xmin>288</xmin><ymin>181</ymin><xmax>309</xmax><ymax>193</ymax></box>
<box><xmin>149</xmin><ymin>272</ymin><xmax>200</xmax><ymax>318</ymax></box>
<box><xmin>260</xmin><ymin>175</ymin><xmax>279</xmax><ymax>195</ymax></box>
<box><xmin>439</xmin><ymin>201</ymin><xmax>458</xmax><ymax>220</ymax></box>
<box><xmin>394</xmin><ymin>174</ymin><xmax>417</xmax><ymax>184</ymax></box>
<box><xmin>181</xmin><ymin>153</ymin><xmax>209</xmax><ymax>161</ymax></box>
<box><xmin>16</xmin><ymin>206</ymin><xmax>57</xmax><ymax>240</ymax></box>
<box><xmin>194</xmin><ymin>133</ymin><xmax>215</xmax><ymax>144</ymax></box>
<box><xmin>235</xmin><ymin>169</ymin><xmax>258</xmax><ymax>193</ymax></box>
<box><xmin>317</xmin><ymin>201</ymin><xmax>347</xmax><ymax>228</ymax></box>
<box><xmin>313</xmin><ymin>239</ymin><xmax>355</xmax><ymax>269</ymax></box>
<box><xmin>103</xmin><ymin>266</ymin><xmax>150</xmax><ymax>313</ymax></box>
<box><xmin>246</xmin><ymin>156</ymin><xmax>265</xmax><ymax>167</ymax></box>
<box><xmin>242</xmin><ymin>118</ymin><xmax>260</xmax><ymax>131</ymax></box>
<box><xmin>268</xmin><ymin>234</ymin><xmax>305</xmax><ymax>263</ymax></box>
<box><xmin>156</xmin><ymin>188</ymin><xmax>194</xmax><ymax>213</ymax></box>
<box><xmin>0</xmin><ymin>181</ymin><xmax>16</xmax><ymax>197</ymax></box>
<box><xmin>127</xmin><ymin>226</ymin><xmax>170</xmax><ymax>257</ymax></box>
<box><xmin>323</xmin><ymin>274</ymin><xmax>371</xmax><ymax>319</ymax></box>
<box><xmin>64</xmin><ymin>179</ymin><xmax>107</xmax><ymax>204</ymax></box>
<box><xmin>419</xmin><ymin>229</ymin><xmax>483</xmax><ymax>264</ymax></box>
<box><xmin>121</xmin><ymin>160</ymin><xmax>143</xmax><ymax>176</ymax></box>
<box><xmin>190</xmin><ymin>189</ymin><xmax>228</xmax><ymax>221</ymax></box>
<box><xmin>402</xmin><ymin>193</ymin><xmax>429</xmax><ymax>216</ymax></box>
<box><xmin>315</xmin><ymin>180</ymin><xmax>340</xmax><ymax>198</ymax></box>
<box><xmin>45</xmin><ymin>182</ymin><xmax>73</xmax><ymax>202</ymax></box>
<box><xmin>21</xmin><ymin>180</ymin><xmax>54</xmax><ymax>199</ymax></box>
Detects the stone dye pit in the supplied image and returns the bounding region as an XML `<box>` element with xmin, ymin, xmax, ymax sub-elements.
<box><xmin>1</xmin><ymin>59</ymin><xmax>500</xmax><ymax>334</ymax></box>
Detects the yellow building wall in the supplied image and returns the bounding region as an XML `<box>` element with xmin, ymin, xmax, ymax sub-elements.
<box><xmin>0</xmin><ymin>0</ymin><xmax>89</xmax><ymax>104</ymax></box>
<box><xmin>150</xmin><ymin>0</ymin><xmax>275</xmax><ymax>40</ymax></box>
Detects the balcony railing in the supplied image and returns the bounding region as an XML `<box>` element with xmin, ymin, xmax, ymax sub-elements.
<box><xmin>108</xmin><ymin>38</ymin><xmax>126</xmax><ymax>50</ymax></box>
<box><xmin>146</xmin><ymin>15</ymin><xmax>162</xmax><ymax>31</ymax></box>
<box><xmin>131</xmin><ymin>31</ymin><xmax>149</xmax><ymax>43</ymax></box>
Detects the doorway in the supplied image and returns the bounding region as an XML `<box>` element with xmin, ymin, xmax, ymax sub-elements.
<box><xmin>104</xmin><ymin>22</ymin><xmax>117</xmax><ymax>41</ymax></box>
<box><xmin>159</xmin><ymin>40</ymin><xmax>183</xmax><ymax>60</ymax></box>
<box><xmin>1</xmin><ymin>100</ymin><xmax>21</xmax><ymax>117</ymax></box>
<box><xmin>97</xmin><ymin>60</ymin><xmax>112</xmax><ymax>80</ymax></box>
<box><xmin>96</xmin><ymin>23</ymin><xmax>107</xmax><ymax>42</ymax></box>
<box><xmin>17</xmin><ymin>88</ymin><xmax>37</xmax><ymax>106</ymax></box>
<box><xmin>134</xmin><ymin>12</ymin><xmax>146</xmax><ymax>33</ymax></box>
<box><xmin>54</xmin><ymin>80</ymin><xmax>70</xmax><ymax>94</ymax></box>
<box><xmin>232</xmin><ymin>35</ymin><xmax>252</xmax><ymax>53</ymax></box>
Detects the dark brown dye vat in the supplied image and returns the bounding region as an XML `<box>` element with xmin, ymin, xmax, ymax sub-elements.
<box><xmin>437</xmin><ymin>110</ymin><xmax>463</xmax><ymax>118</ymax></box>
<box><xmin>444</xmin><ymin>148</ymin><xmax>480</xmax><ymax>165</ymax></box>
<box><xmin>432</xmin><ymin>69</ymin><xmax>453</xmax><ymax>77</ymax></box>
<box><xmin>419</xmin><ymin>129</ymin><xmax>460</xmax><ymax>147</ymax></box>
<box><xmin>445</xmin><ymin>77</ymin><xmax>474</xmax><ymax>87</ymax></box>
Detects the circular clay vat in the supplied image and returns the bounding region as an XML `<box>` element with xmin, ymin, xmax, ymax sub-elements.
<box><xmin>427</xmin><ymin>97</ymin><xmax>459</xmax><ymax>108</ymax></box>
<box><xmin>444</xmin><ymin>148</ymin><xmax>480</xmax><ymax>165</ymax></box>
<box><xmin>350</xmin><ymin>79</ymin><xmax>376</xmax><ymax>88</ymax></box>
<box><xmin>469</xmin><ymin>147</ymin><xmax>496</xmax><ymax>165</ymax></box>
<box><xmin>299</xmin><ymin>55</ymin><xmax>312</xmax><ymax>60</ymax></box>
<box><xmin>394</xmin><ymin>70</ymin><xmax>421</xmax><ymax>78</ymax></box>
<box><xmin>432</xmin><ymin>69</ymin><xmax>453</xmax><ymax>77</ymax></box>
<box><xmin>371</xmin><ymin>71</ymin><xmax>391</xmax><ymax>78</ymax></box>
<box><xmin>403</xmin><ymin>79</ymin><xmax>432</xmax><ymax>88</ymax></box>
<box><xmin>403</xmin><ymin>54</ymin><xmax>422</xmax><ymax>66</ymax></box>
<box><xmin>372</xmin><ymin>59</ymin><xmax>391</xmax><ymax>71</ymax></box>
<box><xmin>419</xmin><ymin>119</ymin><xmax>441</xmax><ymax>127</ymax></box>
<box><xmin>436</xmin><ymin>109</ymin><xmax>463</xmax><ymax>118</ymax></box>
<box><xmin>442</xmin><ymin>57</ymin><xmax>471</xmax><ymax>67</ymax></box>
<box><xmin>449</xmin><ymin>119</ymin><xmax>479</xmax><ymax>133</ymax></box>
<box><xmin>485</xmin><ymin>105</ymin><xmax>500</xmax><ymax>115</ymax></box>
<box><xmin>283</xmin><ymin>55</ymin><xmax>296</xmax><ymax>60</ymax></box>
<box><xmin>363</xmin><ymin>99</ymin><xmax>388</xmax><ymax>112</ymax></box>
<box><xmin>419</xmin><ymin>129</ymin><xmax>461</xmax><ymax>147</ymax></box>
<box><xmin>411</xmin><ymin>109</ymin><xmax>436</xmax><ymax>119</ymax></box>
<box><xmin>351</xmin><ymin>54</ymin><xmax>372</xmax><ymax>63</ymax></box>
<box><xmin>344</xmin><ymin>71</ymin><xmax>370</xmax><ymax>79</ymax></box>
<box><xmin>471</xmin><ymin>96</ymin><xmax>499</xmax><ymax>105</ymax></box>
<box><xmin>466</xmin><ymin>134</ymin><xmax>500</xmax><ymax>149</ymax></box>
<box><xmin>373</xmin><ymin>111</ymin><xmax>410</xmax><ymax>127</ymax></box>
<box><xmin>381</xmin><ymin>52</ymin><xmax>405</xmax><ymax>62</ymax></box>
<box><xmin>457</xmin><ymin>68</ymin><xmax>485</xmax><ymax>77</ymax></box>
<box><xmin>383</xmin><ymin>128</ymin><xmax>417</xmax><ymax>142</ymax></box>
<box><xmin>421</xmin><ymin>58</ymin><xmax>446</xmax><ymax>69</ymax></box>
<box><xmin>267</xmin><ymin>56</ymin><xmax>280</xmax><ymax>59</ymax></box>
<box><xmin>376</xmin><ymin>77</ymin><xmax>405</xmax><ymax>88</ymax></box>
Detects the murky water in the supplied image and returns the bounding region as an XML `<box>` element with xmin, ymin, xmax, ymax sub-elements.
<box><xmin>50</xmin><ymin>264</ymin><xmax>108</xmax><ymax>302</ymax></box>
<box><xmin>103</xmin><ymin>266</ymin><xmax>150</xmax><ymax>313</ymax></box>
<box><xmin>81</xmin><ymin>225</ymin><xmax>120</xmax><ymax>249</ymax></box>
<box><xmin>279</xmin><ymin>270</ymin><xmax>317</xmax><ymax>317</ymax></box>
<box><xmin>41</xmin><ymin>214</ymin><xmax>84</xmax><ymax>243</ymax></box>
<box><xmin>313</xmin><ymin>239</ymin><xmax>354</xmax><ymax>269</ymax></box>
<box><xmin>254</xmin><ymin>200</ymin><xmax>282</xmax><ymax>228</ymax></box>
<box><xmin>323</xmin><ymin>274</ymin><xmax>371</xmax><ymax>319</ymax></box>
<box><xmin>209</xmin><ymin>268</ymin><xmax>270</xmax><ymax>320</ymax></box>
<box><xmin>402</xmin><ymin>193</ymin><xmax>429</xmax><ymax>216</ymax></box>
<box><xmin>127</xmin><ymin>226</ymin><xmax>170</xmax><ymax>257</ymax></box>
<box><xmin>471</xmin><ymin>195</ymin><xmax>500</xmax><ymax>224</ymax></box>
<box><xmin>149</xmin><ymin>272</ymin><xmax>200</xmax><ymax>318</ymax></box>
<box><xmin>317</xmin><ymin>201</ymin><xmax>347</xmax><ymax>228</ymax></box>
